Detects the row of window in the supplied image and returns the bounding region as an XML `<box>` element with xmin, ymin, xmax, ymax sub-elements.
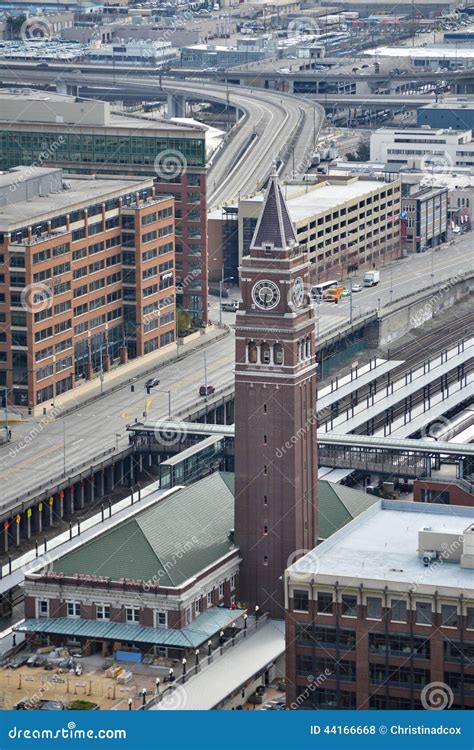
<box><xmin>292</xmin><ymin>590</ymin><xmax>474</xmax><ymax>628</ymax></box>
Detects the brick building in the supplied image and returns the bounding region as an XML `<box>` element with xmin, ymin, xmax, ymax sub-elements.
<box><xmin>19</xmin><ymin>473</ymin><xmax>241</xmax><ymax>659</ymax></box>
<box><xmin>285</xmin><ymin>500</ymin><xmax>474</xmax><ymax>710</ymax></box>
<box><xmin>0</xmin><ymin>92</ymin><xmax>208</xmax><ymax>325</ymax></box>
<box><xmin>0</xmin><ymin>166</ymin><xmax>175</xmax><ymax>408</ymax></box>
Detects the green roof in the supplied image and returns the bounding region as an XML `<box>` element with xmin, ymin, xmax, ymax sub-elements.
<box><xmin>318</xmin><ymin>480</ymin><xmax>378</xmax><ymax>540</ymax></box>
<box><xmin>15</xmin><ymin>608</ymin><xmax>241</xmax><ymax>649</ymax></box>
<box><xmin>53</xmin><ymin>472</ymin><xmax>235</xmax><ymax>587</ymax></box>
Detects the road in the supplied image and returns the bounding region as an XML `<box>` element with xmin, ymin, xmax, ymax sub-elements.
<box><xmin>0</xmin><ymin>66</ymin><xmax>323</xmax><ymax>209</ymax></box>
<box><xmin>1</xmin><ymin>238</ymin><xmax>471</xmax><ymax>510</ymax></box>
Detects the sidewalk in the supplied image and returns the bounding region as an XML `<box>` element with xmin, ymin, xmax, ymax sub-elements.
<box><xmin>28</xmin><ymin>325</ymin><xmax>229</xmax><ymax>420</ymax></box>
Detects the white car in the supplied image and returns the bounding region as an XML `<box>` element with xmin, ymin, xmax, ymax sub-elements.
<box><xmin>352</xmin><ymin>284</ymin><xmax>362</xmax><ymax>293</ymax></box>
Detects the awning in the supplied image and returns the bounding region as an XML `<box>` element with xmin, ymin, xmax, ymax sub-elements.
<box><xmin>15</xmin><ymin>608</ymin><xmax>243</xmax><ymax>649</ymax></box>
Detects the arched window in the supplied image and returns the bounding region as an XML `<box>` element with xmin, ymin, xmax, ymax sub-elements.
<box><xmin>261</xmin><ymin>343</ymin><xmax>271</xmax><ymax>364</ymax></box>
<box><xmin>305</xmin><ymin>337</ymin><xmax>311</xmax><ymax>358</ymax></box>
<box><xmin>274</xmin><ymin>343</ymin><xmax>283</xmax><ymax>365</ymax></box>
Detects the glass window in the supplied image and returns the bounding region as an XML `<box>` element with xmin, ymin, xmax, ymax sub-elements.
<box><xmin>391</xmin><ymin>599</ymin><xmax>407</xmax><ymax>623</ymax></box>
<box><xmin>96</xmin><ymin>604</ymin><xmax>110</xmax><ymax>621</ymax></box>
<box><xmin>341</xmin><ymin>594</ymin><xmax>357</xmax><ymax>618</ymax></box>
<box><xmin>38</xmin><ymin>599</ymin><xmax>49</xmax><ymax>617</ymax></box>
<box><xmin>155</xmin><ymin>610</ymin><xmax>167</xmax><ymax>628</ymax></box>
<box><xmin>416</xmin><ymin>601</ymin><xmax>432</xmax><ymax>626</ymax></box>
<box><xmin>67</xmin><ymin>602</ymin><xmax>80</xmax><ymax>618</ymax></box>
<box><xmin>367</xmin><ymin>597</ymin><xmax>382</xmax><ymax>620</ymax></box>
<box><xmin>441</xmin><ymin>604</ymin><xmax>458</xmax><ymax>628</ymax></box>
<box><xmin>317</xmin><ymin>592</ymin><xmax>333</xmax><ymax>615</ymax></box>
<box><xmin>126</xmin><ymin>607</ymin><xmax>140</xmax><ymax>623</ymax></box>
<box><xmin>293</xmin><ymin>590</ymin><xmax>309</xmax><ymax>612</ymax></box>
<box><xmin>467</xmin><ymin>607</ymin><xmax>474</xmax><ymax>630</ymax></box>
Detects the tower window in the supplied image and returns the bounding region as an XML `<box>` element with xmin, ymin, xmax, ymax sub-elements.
<box><xmin>274</xmin><ymin>344</ymin><xmax>283</xmax><ymax>365</ymax></box>
<box><xmin>263</xmin><ymin>495</ymin><xmax>268</xmax><ymax>506</ymax></box>
<box><xmin>248</xmin><ymin>342</ymin><xmax>257</xmax><ymax>363</ymax></box>
<box><xmin>261</xmin><ymin>343</ymin><xmax>270</xmax><ymax>364</ymax></box>
<box><xmin>263</xmin><ymin>556</ymin><xmax>268</xmax><ymax>566</ymax></box>
<box><xmin>263</xmin><ymin>525</ymin><xmax>268</xmax><ymax>535</ymax></box>
<box><xmin>263</xmin><ymin>403</ymin><xmax>267</xmax><ymax>413</ymax></box>
<box><xmin>263</xmin><ymin>465</ymin><xmax>267</xmax><ymax>475</ymax></box>
<box><xmin>263</xmin><ymin>434</ymin><xmax>267</xmax><ymax>444</ymax></box>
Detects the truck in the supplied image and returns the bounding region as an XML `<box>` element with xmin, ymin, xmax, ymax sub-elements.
<box><xmin>363</xmin><ymin>270</ymin><xmax>380</xmax><ymax>287</ymax></box>
<box><xmin>323</xmin><ymin>286</ymin><xmax>344</xmax><ymax>302</ymax></box>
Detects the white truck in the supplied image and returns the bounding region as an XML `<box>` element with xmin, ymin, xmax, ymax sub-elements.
<box><xmin>363</xmin><ymin>270</ymin><xmax>380</xmax><ymax>287</ymax></box>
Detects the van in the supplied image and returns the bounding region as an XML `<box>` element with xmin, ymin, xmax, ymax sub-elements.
<box><xmin>221</xmin><ymin>300</ymin><xmax>239</xmax><ymax>312</ymax></box>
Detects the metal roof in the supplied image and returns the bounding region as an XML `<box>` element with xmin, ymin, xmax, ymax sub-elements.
<box><xmin>160</xmin><ymin>435</ymin><xmax>223</xmax><ymax>466</ymax></box>
<box><xmin>15</xmin><ymin>608</ymin><xmax>241</xmax><ymax>649</ymax></box>
<box><xmin>52</xmin><ymin>472</ymin><xmax>235</xmax><ymax>587</ymax></box>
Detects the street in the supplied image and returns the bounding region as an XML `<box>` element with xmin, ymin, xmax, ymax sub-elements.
<box><xmin>0</xmin><ymin>237</ymin><xmax>472</xmax><ymax>509</ymax></box>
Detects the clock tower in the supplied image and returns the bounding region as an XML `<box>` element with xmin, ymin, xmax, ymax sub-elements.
<box><xmin>234</xmin><ymin>174</ymin><xmax>318</xmax><ymax>619</ymax></box>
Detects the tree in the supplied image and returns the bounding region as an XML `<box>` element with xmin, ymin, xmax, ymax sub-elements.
<box><xmin>346</xmin><ymin>142</ymin><xmax>370</xmax><ymax>162</ymax></box>
<box><xmin>177</xmin><ymin>308</ymin><xmax>195</xmax><ymax>337</ymax></box>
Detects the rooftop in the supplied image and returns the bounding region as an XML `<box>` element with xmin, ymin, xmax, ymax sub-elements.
<box><xmin>243</xmin><ymin>178</ymin><xmax>389</xmax><ymax>223</ymax></box>
<box><xmin>288</xmin><ymin>500</ymin><xmax>474</xmax><ymax>592</ymax></box>
<box><xmin>51</xmin><ymin>472</ymin><xmax>236</xmax><ymax>587</ymax></box>
<box><xmin>0</xmin><ymin>92</ymin><xmax>205</xmax><ymax>134</ymax></box>
<box><xmin>0</xmin><ymin>170</ymin><xmax>155</xmax><ymax>230</ymax></box>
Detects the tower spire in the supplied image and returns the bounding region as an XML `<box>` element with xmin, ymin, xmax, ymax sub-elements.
<box><xmin>250</xmin><ymin>173</ymin><xmax>297</xmax><ymax>251</ymax></box>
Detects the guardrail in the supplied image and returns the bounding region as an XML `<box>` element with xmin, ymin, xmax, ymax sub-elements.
<box><xmin>139</xmin><ymin>612</ymin><xmax>269</xmax><ymax>711</ymax></box>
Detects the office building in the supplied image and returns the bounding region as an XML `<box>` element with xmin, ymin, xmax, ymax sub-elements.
<box><xmin>285</xmin><ymin>500</ymin><xmax>474</xmax><ymax>710</ymax></box>
<box><xmin>0</xmin><ymin>166</ymin><xmax>175</xmax><ymax>408</ymax></box>
<box><xmin>417</xmin><ymin>101</ymin><xmax>474</xmax><ymax>132</ymax></box>
<box><xmin>401</xmin><ymin>184</ymin><xmax>448</xmax><ymax>253</ymax></box>
<box><xmin>0</xmin><ymin>92</ymin><xmax>207</xmax><ymax>324</ymax></box>
<box><xmin>370</xmin><ymin>126</ymin><xmax>474</xmax><ymax>170</ymax></box>
<box><xmin>208</xmin><ymin>176</ymin><xmax>401</xmax><ymax>283</ymax></box>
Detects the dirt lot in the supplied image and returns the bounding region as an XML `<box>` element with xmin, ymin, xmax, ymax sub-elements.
<box><xmin>0</xmin><ymin>661</ymin><xmax>161</xmax><ymax>710</ymax></box>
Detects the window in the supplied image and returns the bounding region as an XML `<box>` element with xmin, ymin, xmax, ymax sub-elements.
<box><xmin>293</xmin><ymin>590</ymin><xmax>309</xmax><ymax>612</ymax></box>
<box><xmin>126</xmin><ymin>607</ymin><xmax>140</xmax><ymax>623</ymax></box>
<box><xmin>218</xmin><ymin>583</ymin><xmax>224</xmax><ymax>599</ymax></box>
<box><xmin>230</xmin><ymin>574</ymin><xmax>236</xmax><ymax>591</ymax></box>
<box><xmin>38</xmin><ymin>599</ymin><xmax>49</xmax><ymax>618</ymax></box>
<box><xmin>467</xmin><ymin>607</ymin><xmax>474</xmax><ymax>630</ymax></box>
<box><xmin>207</xmin><ymin>591</ymin><xmax>213</xmax><ymax>607</ymax></box>
<box><xmin>96</xmin><ymin>604</ymin><xmax>110</xmax><ymax>621</ymax></box>
<box><xmin>194</xmin><ymin>599</ymin><xmax>200</xmax><ymax>615</ymax></box>
<box><xmin>391</xmin><ymin>599</ymin><xmax>407</xmax><ymax>623</ymax></box>
<box><xmin>416</xmin><ymin>601</ymin><xmax>432</xmax><ymax>626</ymax></box>
<box><xmin>441</xmin><ymin>604</ymin><xmax>458</xmax><ymax>628</ymax></box>
<box><xmin>367</xmin><ymin>596</ymin><xmax>382</xmax><ymax>620</ymax></box>
<box><xmin>155</xmin><ymin>610</ymin><xmax>167</xmax><ymax>628</ymax></box>
<box><xmin>67</xmin><ymin>601</ymin><xmax>81</xmax><ymax>618</ymax></box>
<box><xmin>341</xmin><ymin>594</ymin><xmax>357</xmax><ymax>618</ymax></box>
<box><xmin>317</xmin><ymin>592</ymin><xmax>333</xmax><ymax>615</ymax></box>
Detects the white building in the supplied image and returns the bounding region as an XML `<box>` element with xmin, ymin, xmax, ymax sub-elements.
<box><xmin>370</xmin><ymin>127</ymin><xmax>474</xmax><ymax>170</ymax></box>
<box><xmin>87</xmin><ymin>40</ymin><xmax>177</xmax><ymax>66</ymax></box>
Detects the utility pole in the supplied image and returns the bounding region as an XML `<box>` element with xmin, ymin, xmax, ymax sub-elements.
<box><xmin>3</xmin><ymin>387</ymin><xmax>9</xmax><ymax>443</ymax></box>
<box><xmin>63</xmin><ymin>420</ymin><xmax>66</xmax><ymax>477</ymax></box>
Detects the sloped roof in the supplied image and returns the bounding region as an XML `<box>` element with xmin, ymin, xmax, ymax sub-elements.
<box><xmin>318</xmin><ymin>480</ymin><xmax>378</xmax><ymax>540</ymax></box>
<box><xmin>251</xmin><ymin>173</ymin><xmax>297</xmax><ymax>250</ymax></box>
<box><xmin>52</xmin><ymin>472</ymin><xmax>235</xmax><ymax>587</ymax></box>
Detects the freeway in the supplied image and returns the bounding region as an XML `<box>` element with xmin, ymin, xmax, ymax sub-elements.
<box><xmin>0</xmin><ymin>239</ymin><xmax>471</xmax><ymax>511</ymax></box>
<box><xmin>0</xmin><ymin>65</ymin><xmax>323</xmax><ymax>209</ymax></box>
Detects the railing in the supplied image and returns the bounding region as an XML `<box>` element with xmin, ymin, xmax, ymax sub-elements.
<box><xmin>139</xmin><ymin>613</ymin><xmax>269</xmax><ymax>711</ymax></box>
<box><xmin>426</xmin><ymin>474</ymin><xmax>474</xmax><ymax>497</ymax></box>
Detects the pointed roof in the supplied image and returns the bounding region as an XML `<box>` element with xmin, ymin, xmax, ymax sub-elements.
<box><xmin>250</xmin><ymin>173</ymin><xmax>297</xmax><ymax>251</ymax></box>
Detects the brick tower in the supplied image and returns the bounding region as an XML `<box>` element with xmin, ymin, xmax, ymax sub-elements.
<box><xmin>234</xmin><ymin>174</ymin><xmax>318</xmax><ymax>619</ymax></box>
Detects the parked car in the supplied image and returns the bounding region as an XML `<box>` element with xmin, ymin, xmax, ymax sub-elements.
<box><xmin>8</xmin><ymin>655</ymin><xmax>29</xmax><ymax>669</ymax></box>
<box><xmin>199</xmin><ymin>385</ymin><xmax>215</xmax><ymax>397</ymax></box>
<box><xmin>352</xmin><ymin>283</ymin><xmax>362</xmax><ymax>293</ymax></box>
<box><xmin>145</xmin><ymin>377</ymin><xmax>160</xmax><ymax>389</ymax></box>
<box><xmin>221</xmin><ymin>300</ymin><xmax>239</xmax><ymax>312</ymax></box>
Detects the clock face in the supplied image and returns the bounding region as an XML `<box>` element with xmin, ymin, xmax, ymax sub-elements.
<box><xmin>252</xmin><ymin>279</ymin><xmax>280</xmax><ymax>310</ymax></box>
<box><xmin>291</xmin><ymin>277</ymin><xmax>305</xmax><ymax>308</ymax></box>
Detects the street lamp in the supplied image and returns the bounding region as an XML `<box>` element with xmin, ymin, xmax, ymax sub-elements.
<box><xmin>195</xmin><ymin>648</ymin><xmax>200</xmax><ymax>671</ymax></box>
<box><xmin>219</xmin><ymin>274</ymin><xmax>234</xmax><ymax>328</ymax></box>
<box><xmin>182</xmin><ymin>657</ymin><xmax>187</xmax><ymax>680</ymax></box>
